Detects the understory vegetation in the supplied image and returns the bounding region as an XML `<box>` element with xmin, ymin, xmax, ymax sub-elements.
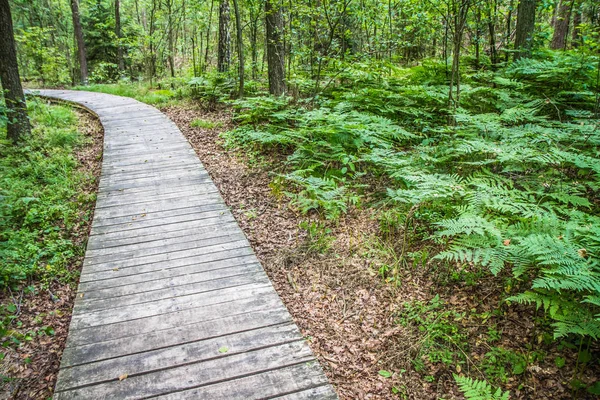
<box><xmin>0</xmin><ymin>101</ymin><xmax>96</xmax><ymax>362</ymax></box>
<box><xmin>218</xmin><ymin>52</ymin><xmax>600</xmax><ymax>397</ymax></box>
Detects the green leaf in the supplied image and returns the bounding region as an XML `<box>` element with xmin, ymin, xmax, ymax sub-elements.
<box><xmin>378</xmin><ymin>370</ymin><xmax>392</xmax><ymax>378</ymax></box>
<box><xmin>218</xmin><ymin>346</ymin><xmax>229</xmax><ymax>354</ymax></box>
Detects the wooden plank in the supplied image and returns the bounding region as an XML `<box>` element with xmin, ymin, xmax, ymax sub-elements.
<box><xmin>75</xmin><ymin>270</ymin><xmax>268</xmax><ymax>312</ymax></box>
<box><xmin>271</xmin><ymin>385</ymin><xmax>339</xmax><ymax>399</ymax></box>
<box><xmin>85</xmin><ymin>223</ymin><xmax>240</xmax><ymax>256</ymax></box>
<box><xmin>69</xmin><ymin>283</ymin><xmax>274</xmax><ymax>330</ymax></box>
<box><xmin>83</xmin><ymin>235</ymin><xmax>248</xmax><ymax>267</ymax></box>
<box><xmin>56</xmin><ymin>323</ymin><xmax>302</xmax><ymax>391</ymax></box>
<box><xmin>79</xmin><ymin>253</ymin><xmax>258</xmax><ymax>290</ymax></box>
<box><xmin>65</xmin><ymin>292</ymin><xmax>286</xmax><ymax>350</ymax></box>
<box><xmin>54</xmin><ymin>342</ymin><xmax>314</xmax><ymax>400</ymax></box>
<box><xmin>91</xmin><ymin>209</ymin><xmax>233</xmax><ymax>237</ymax></box>
<box><xmin>153</xmin><ymin>364</ymin><xmax>333</xmax><ymax>400</ymax></box>
<box><xmin>78</xmin><ymin>261</ymin><xmax>262</xmax><ymax>299</ymax></box>
<box><xmin>88</xmin><ymin>214</ymin><xmax>235</xmax><ymax>243</ymax></box>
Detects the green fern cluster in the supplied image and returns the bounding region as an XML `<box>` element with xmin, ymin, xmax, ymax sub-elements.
<box><xmin>225</xmin><ymin>98</ymin><xmax>417</xmax><ymax>218</ymax></box>
<box><xmin>224</xmin><ymin>52</ymin><xmax>600</xmax><ymax>340</ymax></box>
<box><xmin>454</xmin><ymin>375</ymin><xmax>510</xmax><ymax>400</ymax></box>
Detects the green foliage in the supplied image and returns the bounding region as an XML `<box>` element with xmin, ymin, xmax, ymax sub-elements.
<box><xmin>190</xmin><ymin>118</ymin><xmax>223</xmax><ymax>129</ymax></box>
<box><xmin>225</xmin><ymin>97</ymin><xmax>416</xmax><ymax>219</ymax></box>
<box><xmin>16</xmin><ymin>27</ymin><xmax>71</xmax><ymax>86</ymax></box>
<box><xmin>454</xmin><ymin>375</ymin><xmax>510</xmax><ymax>400</ymax></box>
<box><xmin>223</xmin><ymin>52</ymin><xmax>600</xmax><ymax>343</ymax></box>
<box><xmin>0</xmin><ymin>101</ymin><xmax>94</xmax><ymax>288</ymax></box>
<box><xmin>398</xmin><ymin>295</ymin><xmax>469</xmax><ymax>369</ymax></box>
<box><xmin>76</xmin><ymin>83</ymin><xmax>176</xmax><ymax>106</ymax></box>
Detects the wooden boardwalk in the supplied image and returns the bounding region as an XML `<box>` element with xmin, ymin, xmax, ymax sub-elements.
<box><xmin>34</xmin><ymin>90</ymin><xmax>337</xmax><ymax>400</ymax></box>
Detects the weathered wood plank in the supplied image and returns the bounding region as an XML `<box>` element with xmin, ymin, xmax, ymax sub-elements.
<box><xmin>54</xmin><ymin>342</ymin><xmax>314</xmax><ymax>400</ymax></box>
<box><xmin>69</xmin><ymin>283</ymin><xmax>274</xmax><ymax>330</ymax></box>
<box><xmin>56</xmin><ymin>323</ymin><xmax>302</xmax><ymax>391</ymax></box>
<box><xmin>75</xmin><ymin>270</ymin><xmax>268</xmax><ymax>312</ymax></box>
<box><xmin>64</xmin><ymin>295</ymin><xmax>288</xmax><ymax>355</ymax></box>
<box><xmin>78</xmin><ymin>261</ymin><xmax>262</xmax><ymax>299</ymax></box>
<box><xmin>79</xmin><ymin>253</ymin><xmax>258</xmax><ymax>290</ymax></box>
<box><xmin>136</xmin><ymin>362</ymin><xmax>331</xmax><ymax>400</ymax></box>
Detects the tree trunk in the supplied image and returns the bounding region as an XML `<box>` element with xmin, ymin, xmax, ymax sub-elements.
<box><xmin>70</xmin><ymin>0</ymin><xmax>88</xmax><ymax>84</ymax></box>
<box><xmin>0</xmin><ymin>0</ymin><xmax>31</xmax><ymax>143</ymax></box>
<box><xmin>232</xmin><ymin>0</ymin><xmax>244</xmax><ymax>97</ymax></box>
<box><xmin>115</xmin><ymin>0</ymin><xmax>125</xmax><ymax>71</ymax></box>
<box><xmin>488</xmin><ymin>0</ymin><xmax>499</xmax><ymax>69</ymax></box>
<box><xmin>265</xmin><ymin>0</ymin><xmax>285</xmax><ymax>95</ymax></box>
<box><xmin>571</xmin><ymin>1</ymin><xmax>581</xmax><ymax>47</ymax></box>
<box><xmin>167</xmin><ymin>0</ymin><xmax>175</xmax><ymax>78</ymax></box>
<box><xmin>217</xmin><ymin>0</ymin><xmax>231</xmax><ymax>73</ymax></box>
<box><xmin>204</xmin><ymin>0</ymin><xmax>214</xmax><ymax>72</ymax></box>
<box><xmin>505</xmin><ymin>0</ymin><xmax>513</xmax><ymax>61</ymax></box>
<box><xmin>551</xmin><ymin>0</ymin><xmax>573</xmax><ymax>49</ymax></box>
<box><xmin>514</xmin><ymin>0</ymin><xmax>537</xmax><ymax>59</ymax></box>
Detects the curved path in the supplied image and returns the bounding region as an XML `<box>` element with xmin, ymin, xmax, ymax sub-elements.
<box><xmin>34</xmin><ymin>90</ymin><xmax>337</xmax><ymax>400</ymax></box>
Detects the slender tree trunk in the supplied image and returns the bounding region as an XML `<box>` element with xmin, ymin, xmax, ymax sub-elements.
<box><xmin>505</xmin><ymin>0</ymin><xmax>513</xmax><ymax>61</ymax></box>
<box><xmin>0</xmin><ymin>0</ymin><xmax>31</xmax><ymax>143</ymax></box>
<box><xmin>250</xmin><ymin>13</ymin><xmax>258</xmax><ymax>79</ymax></box>
<box><xmin>265</xmin><ymin>0</ymin><xmax>285</xmax><ymax>95</ymax></box>
<box><xmin>514</xmin><ymin>0</ymin><xmax>537</xmax><ymax>59</ymax></box>
<box><xmin>115</xmin><ymin>0</ymin><xmax>125</xmax><ymax>72</ymax></box>
<box><xmin>550</xmin><ymin>0</ymin><xmax>574</xmax><ymax>50</ymax></box>
<box><xmin>474</xmin><ymin>7</ymin><xmax>481</xmax><ymax>68</ymax></box>
<box><xmin>217</xmin><ymin>0</ymin><xmax>231</xmax><ymax>72</ymax></box>
<box><xmin>166</xmin><ymin>0</ymin><xmax>176</xmax><ymax>78</ymax></box>
<box><xmin>571</xmin><ymin>1</ymin><xmax>582</xmax><ymax>47</ymax></box>
<box><xmin>232</xmin><ymin>0</ymin><xmax>244</xmax><ymax>97</ymax></box>
<box><xmin>70</xmin><ymin>0</ymin><xmax>88</xmax><ymax>84</ymax></box>
<box><xmin>204</xmin><ymin>0</ymin><xmax>214</xmax><ymax>71</ymax></box>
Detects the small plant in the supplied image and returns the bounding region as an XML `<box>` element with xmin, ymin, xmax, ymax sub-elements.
<box><xmin>190</xmin><ymin>118</ymin><xmax>223</xmax><ymax>129</ymax></box>
<box><xmin>454</xmin><ymin>375</ymin><xmax>510</xmax><ymax>400</ymax></box>
<box><xmin>398</xmin><ymin>295</ymin><xmax>469</xmax><ymax>370</ymax></box>
<box><xmin>299</xmin><ymin>220</ymin><xmax>333</xmax><ymax>254</ymax></box>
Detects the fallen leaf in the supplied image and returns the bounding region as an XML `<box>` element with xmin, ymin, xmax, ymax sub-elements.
<box><xmin>118</xmin><ymin>374</ymin><xmax>128</xmax><ymax>381</ymax></box>
<box><xmin>218</xmin><ymin>346</ymin><xmax>229</xmax><ymax>353</ymax></box>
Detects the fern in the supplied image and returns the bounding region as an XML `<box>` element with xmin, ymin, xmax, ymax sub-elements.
<box><xmin>454</xmin><ymin>375</ymin><xmax>510</xmax><ymax>400</ymax></box>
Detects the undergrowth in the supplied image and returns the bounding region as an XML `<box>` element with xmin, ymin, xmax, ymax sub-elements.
<box><xmin>0</xmin><ymin>101</ymin><xmax>95</xmax><ymax>290</ymax></box>
<box><xmin>220</xmin><ymin>51</ymin><xmax>600</xmax><ymax>394</ymax></box>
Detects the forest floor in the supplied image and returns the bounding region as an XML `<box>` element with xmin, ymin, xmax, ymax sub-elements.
<box><xmin>165</xmin><ymin>103</ymin><xmax>599</xmax><ymax>400</ymax></box>
<box><xmin>0</xmin><ymin>109</ymin><xmax>103</xmax><ymax>400</ymax></box>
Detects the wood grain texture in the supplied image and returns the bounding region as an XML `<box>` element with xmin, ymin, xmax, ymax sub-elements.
<box><xmin>31</xmin><ymin>90</ymin><xmax>337</xmax><ymax>399</ymax></box>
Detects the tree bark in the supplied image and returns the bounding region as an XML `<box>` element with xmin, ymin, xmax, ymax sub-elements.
<box><xmin>0</xmin><ymin>0</ymin><xmax>31</xmax><ymax>143</ymax></box>
<box><xmin>232</xmin><ymin>0</ymin><xmax>244</xmax><ymax>97</ymax></box>
<box><xmin>571</xmin><ymin>1</ymin><xmax>581</xmax><ymax>47</ymax></box>
<box><xmin>550</xmin><ymin>0</ymin><xmax>574</xmax><ymax>50</ymax></box>
<box><xmin>70</xmin><ymin>0</ymin><xmax>88</xmax><ymax>84</ymax></box>
<box><xmin>265</xmin><ymin>0</ymin><xmax>285</xmax><ymax>95</ymax></box>
<box><xmin>115</xmin><ymin>0</ymin><xmax>125</xmax><ymax>71</ymax></box>
<box><xmin>514</xmin><ymin>0</ymin><xmax>537</xmax><ymax>59</ymax></box>
<box><xmin>166</xmin><ymin>0</ymin><xmax>176</xmax><ymax>78</ymax></box>
<box><xmin>217</xmin><ymin>0</ymin><xmax>231</xmax><ymax>72</ymax></box>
